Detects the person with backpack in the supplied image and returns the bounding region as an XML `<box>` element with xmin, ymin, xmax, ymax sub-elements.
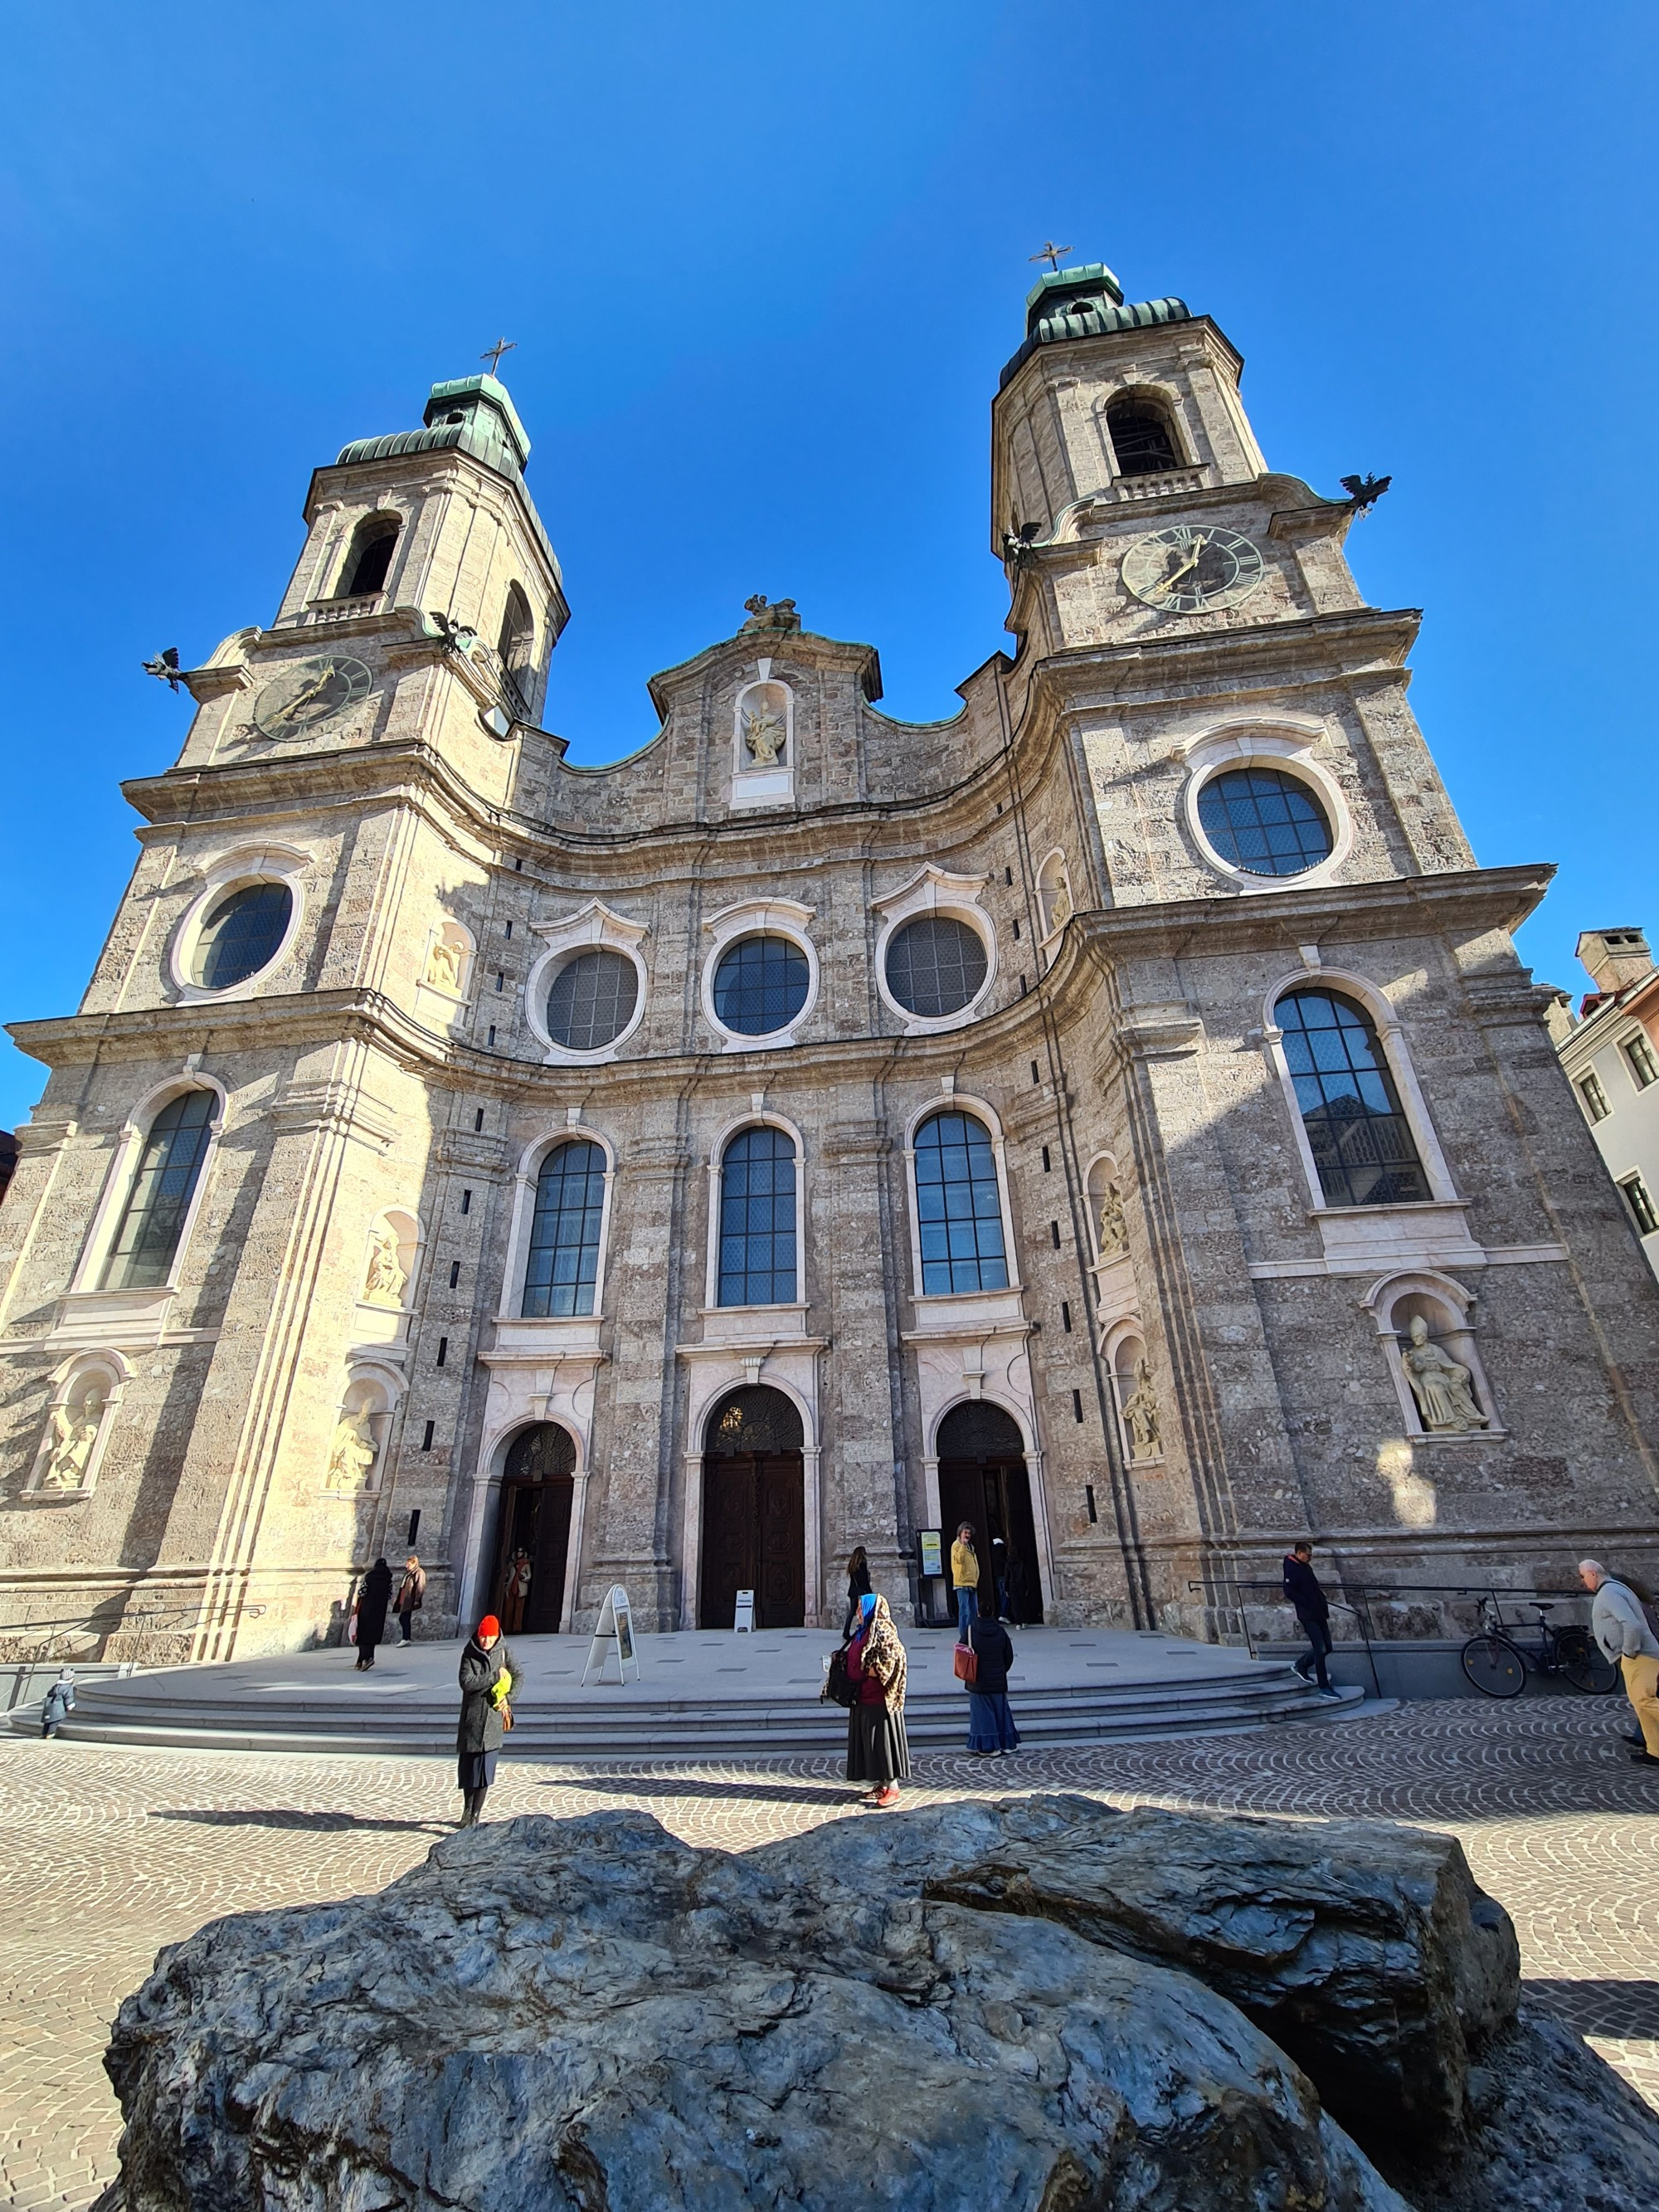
<box><xmin>40</xmin><ymin>1667</ymin><xmax>76</xmax><ymax>1739</ymax></box>
<box><xmin>963</xmin><ymin>1612</ymin><xmax>1019</xmax><ymax>1756</ymax></box>
<box><xmin>1581</xmin><ymin>1560</ymin><xmax>1659</xmax><ymax>1764</ymax></box>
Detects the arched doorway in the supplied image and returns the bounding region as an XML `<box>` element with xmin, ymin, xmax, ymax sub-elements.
<box><xmin>937</xmin><ymin>1401</ymin><xmax>1044</xmax><ymax>1625</ymax></box>
<box><xmin>491</xmin><ymin>1423</ymin><xmax>577</xmax><ymax>1634</ymax></box>
<box><xmin>698</xmin><ymin>1386</ymin><xmax>805</xmax><ymax>1629</ymax></box>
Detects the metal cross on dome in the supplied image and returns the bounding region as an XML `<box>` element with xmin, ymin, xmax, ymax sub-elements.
<box><xmin>1029</xmin><ymin>241</ymin><xmax>1072</xmax><ymax>271</ymax></box>
<box><xmin>480</xmin><ymin>337</ymin><xmax>517</xmax><ymax>376</ymax></box>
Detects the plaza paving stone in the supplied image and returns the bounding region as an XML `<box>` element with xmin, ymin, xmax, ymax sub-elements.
<box><xmin>5</xmin><ymin>1696</ymin><xmax>1659</xmax><ymax>2208</ymax></box>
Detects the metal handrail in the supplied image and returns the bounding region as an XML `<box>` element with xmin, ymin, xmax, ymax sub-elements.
<box><xmin>0</xmin><ymin>1602</ymin><xmax>266</xmax><ymax>1639</ymax></box>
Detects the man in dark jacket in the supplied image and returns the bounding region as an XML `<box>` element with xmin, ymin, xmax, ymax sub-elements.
<box><xmin>1283</xmin><ymin>1542</ymin><xmax>1340</xmax><ymax>1698</ymax></box>
<box><xmin>456</xmin><ymin>1615</ymin><xmax>513</xmax><ymax>1827</ymax></box>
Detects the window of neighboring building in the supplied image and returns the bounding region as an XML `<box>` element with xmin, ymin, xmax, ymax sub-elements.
<box><xmin>717</xmin><ymin>1128</ymin><xmax>797</xmax><ymax>1305</ymax></box>
<box><xmin>1198</xmin><ymin>767</ymin><xmax>1333</xmax><ymax>878</ymax></box>
<box><xmin>1105</xmin><ymin>396</ymin><xmax>1182</xmax><ymax>476</ymax></box>
<box><xmin>1624</xmin><ymin>1035</ymin><xmax>1659</xmax><ymax>1091</ymax></box>
<box><xmin>1276</xmin><ymin>988</ymin><xmax>1432</xmax><ymax>1209</ymax></box>
<box><xmin>189</xmin><ymin>882</ymin><xmax>292</xmax><ymax>991</ymax></box>
<box><xmin>712</xmin><ymin>935</ymin><xmax>810</xmax><ymax>1037</ymax></box>
<box><xmin>546</xmin><ymin>949</ymin><xmax>639</xmax><ymax>1053</ymax></box>
<box><xmin>521</xmin><ymin>1140</ymin><xmax>606</xmax><ymax>1317</ymax></box>
<box><xmin>884</xmin><ymin>915</ymin><xmax>989</xmax><ymax>1018</ymax></box>
<box><xmin>1620</xmin><ymin>1172</ymin><xmax>1659</xmax><ymax>1237</ymax></box>
<box><xmin>100</xmin><ymin>1091</ymin><xmax>216</xmax><ymax>1290</ymax></box>
<box><xmin>913</xmin><ymin>1109</ymin><xmax>1009</xmax><ymax>1294</ymax></box>
<box><xmin>1579</xmin><ymin>1070</ymin><xmax>1613</xmax><ymax>1123</ymax></box>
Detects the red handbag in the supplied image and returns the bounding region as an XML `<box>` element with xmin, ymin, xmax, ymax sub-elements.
<box><xmin>953</xmin><ymin>1640</ymin><xmax>978</xmax><ymax>1684</ymax></box>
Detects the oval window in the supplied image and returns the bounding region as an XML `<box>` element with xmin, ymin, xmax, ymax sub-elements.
<box><xmin>1197</xmin><ymin>767</ymin><xmax>1333</xmax><ymax>877</ymax></box>
<box><xmin>190</xmin><ymin>882</ymin><xmax>293</xmax><ymax>989</ymax></box>
<box><xmin>712</xmin><ymin>935</ymin><xmax>810</xmax><ymax>1036</ymax></box>
<box><xmin>885</xmin><ymin>914</ymin><xmax>989</xmax><ymax>1018</ymax></box>
<box><xmin>547</xmin><ymin>948</ymin><xmax>640</xmax><ymax>1052</ymax></box>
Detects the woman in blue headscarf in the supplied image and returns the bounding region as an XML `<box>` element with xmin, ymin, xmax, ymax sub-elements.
<box><xmin>844</xmin><ymin>1591</ymin><xmax>910</xmax><ymax>1808</ymax></box>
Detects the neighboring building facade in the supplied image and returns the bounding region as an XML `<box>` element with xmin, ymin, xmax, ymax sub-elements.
<box><xmin>3</xmin><ymin>265</ymin><xmax>1658</xmax><ymax>1663</ymax></box>
<box><xmin>1549</xmin><ymin>928</ymin><xmax>1659</xmax><ymax>1280</ymax></box>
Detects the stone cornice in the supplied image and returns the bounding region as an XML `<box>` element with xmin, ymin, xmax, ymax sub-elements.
<box><xmin>1025</xmin><ymin>607</ymin><xmax>1421</xmax><ymax>719</ymax></box>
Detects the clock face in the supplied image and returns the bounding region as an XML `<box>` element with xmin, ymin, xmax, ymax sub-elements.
<box><xmin>1121</xmin><ymin>526</ymin><xmax>1265</xmax><ymax>615</ymax></box>
<box><xmin>251</xmin><ymin>655</ymin><xmax>372</xmax><ymax>738</ymax></box>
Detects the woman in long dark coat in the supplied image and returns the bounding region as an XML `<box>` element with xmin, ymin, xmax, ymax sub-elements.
<box><xmin>456</xmin><ymin>1614</ymin><xmax>513</xmax><ymax>1828</ymax></box>
<box><xmin>842</xmin><ymin>1546</ymin><xmax>873</xmax><ymax>1637</ymax></box>
<box><xmin>354</xmin><ymin>1557</ymin><xmax>393</xmax><ymax>1671</ymax></box>
<box><xmin>965</xmin><ymin>1611</ymin><xmax>1019</xmax><ymax>1756</ymax></box>
<box><xmin>844</xmin><ymin>1592</ymin><xmax>910</xmax><ymax>1808</ymax></box>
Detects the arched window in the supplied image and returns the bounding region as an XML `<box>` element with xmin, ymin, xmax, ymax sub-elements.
<box><xmin>1198</xmin><ymin>767</ymin><xmax>1333</xmax><ymax>878</ymax></box>
<box><xmin>189</xmin><ymin>882</ymin><xmax>292</xmax><ymax>990</ymax></box>
<box><xmin>1105</xmin><ymin>396</ymin><xmax>1181</xmax><ymax>477</ymax></box>
<box><xmin>497</xmin><ymin>584</ymin><xmax>535</xmax><ymax>719</ymax></box>
<box><xmin>340</xmin><ymin>515</ymin><xmax>399</xmax><ymax>597</ymax></box>
<box><xmin>100</xmin><ymin>1091</ymin><xmax>216</xmax><ymax>1290</ymax></box>
<box><xmin>1277</xmin><ymin>989</ymin><xmax>1431</xmax><ymax>1209</ymax></box>
<box><xmin>718</xmin><ymin>1127</ymin><xmax>797</xmax><ymax>1306</ymax></box>
<box><xmin>914</xmin><ymin>1110</ymin><xmax>1009</xmax><ymax>1294</ymax></box>
<box><xmin>521</xmin><ymin>1141</ymin><xmax>607</xmax><ymax>1317</ymax></box>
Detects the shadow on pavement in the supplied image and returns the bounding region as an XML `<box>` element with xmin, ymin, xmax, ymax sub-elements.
<box><xmin>544</xmin><ymin>1774</ymin><xmax>858</xmax><ymax>1809</ymax></box>
<box><xmin>1525</xmin><ymin>1979</ymin><xmax>1659</xmax><ymax>2041</ymax></box>
<box><xmin>152</xmin><ymin>1810</ymin><xmax>450</xmax><ymax>1834</ymax></box>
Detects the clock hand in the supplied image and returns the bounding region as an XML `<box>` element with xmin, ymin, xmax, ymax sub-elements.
<box><xmin>1148</xmin><ymin>536</ymin><xmax>1206</xmax><ymax>595</ymax></box>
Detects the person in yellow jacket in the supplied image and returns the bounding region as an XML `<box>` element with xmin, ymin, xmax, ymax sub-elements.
<box><xmin>951</xmin><ymin>1522</ymin><xmax>980</xmax><ymax>1639</ymax></box>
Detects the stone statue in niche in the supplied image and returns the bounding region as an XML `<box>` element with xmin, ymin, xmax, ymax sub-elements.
<box><xmin>740</xmin><ymin>595</ymin><xmax>800</xmax><ymax>634</ymax></box>
<box><xmin>362</xmin><ymin>1226</ymin><xmax>407</xmax><ymax>1308</ymax></box>
<box><xmin>1097</xmin><ymin>1181</ymin><xmax>1128</xmax><ymax>1256</ymax></box>
<box><xmin>1400</xmin><ymin>1317</ymin><xmax>1489</xmax><ymax>1434</ymax></box>
<box><xmin>742</xmin><ymin>703</ymin><xmax>787</xmax><ymax>767</ymax></box>
<box><xmin>1121</xmin><ymin>1359</ymin><xmax>1161</xmax><ymax>1459</ymax></box>
<box><xmin>39</xmin><ymin>1386</ymin><xmax>106</xmax><ymax>1491</ymax></box>
<box><xmin>1048</xmin><ymin>877</ymin><xmax>1073</xmax><ymax>932</ymax></box>
<box><xmin>425</xmin><ymin>935</ymin><xmax>464</xmax><ymax>993</ymax></box>
<box><xmin>326</xmin><ymin>1411</ymin><xmax>378</xmax><ymax>1494</ymax></box>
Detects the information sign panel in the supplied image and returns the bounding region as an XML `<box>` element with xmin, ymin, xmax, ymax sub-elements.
<box><xmin>581</xmin><ymin>1583</ymin><xmax>641</xmax><ymax>1684</ymax></box>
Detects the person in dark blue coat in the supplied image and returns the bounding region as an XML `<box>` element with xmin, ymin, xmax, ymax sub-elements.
<box><xmin>41</xmin><ymin>1668</ymin><xmax>76</xmax><ymax>1738</ymax></box>
<box><xmin>1282</xmin><ymin>1541</ymin><xmax>1340</xmax><ymax>1699</ymax></box>
<box><xmin>964</xmin><ymin>1614</ymin><xmax>1019</xmax><ymax>1755</ymax></box>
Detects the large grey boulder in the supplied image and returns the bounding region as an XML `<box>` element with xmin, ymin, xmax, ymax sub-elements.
<box><xmin>95</xmin><ymin>1796</ymin><xmax>1659</xmax><ymax>2212</ymax></box>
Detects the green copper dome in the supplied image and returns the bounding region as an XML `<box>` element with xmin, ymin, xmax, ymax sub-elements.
<box><xmin>1000</xmin><ymin>263</ymin><xmax>1190</xmax><ymax>389</ymax></box>
<box><xmin>335</xmin><ymin>374</ymin><xmax>531</xmax><ymax>480</ymax></box>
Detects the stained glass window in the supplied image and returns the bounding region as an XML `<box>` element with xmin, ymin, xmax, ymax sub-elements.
<box><xmin>100</xmin><ymin>1090</ymin><xmax>216</xmax><ymax>1289</ymax></box>
<box><xmin>191</xmin><ymin>883</ymin><xmax>292</xmax><ymax>990</ymax></box>
<box><xmin>521</xmin><ymin>1141</ymin><xmax>606</xmax><ymax>1316</ymax></box>
<box><xmin>1198</xmin><ymin>768</ymin><xmax>1333</xmax><ymax>877</ymax></box>
<box><xmin>886</xmin><ymin>916</ymin><xmax>988</xmax><ymax>1018</ymax></box>
<box><xmin>547</xmin><ymin>950</ymin><xmax>639</xmax><ymax>1051</ymax></box>
<box><xmin>1277</xmin><ymin>990</ymin><xmax>1430</xmax><ymax>1209</ymax></box>
<box><xmin>713</xmin><ymin>935</ymin><xmax>810</xmax><ymax>1036</ymax></box>
<box><xmin>718</xmin><ymin>1127</ymin><xmax>797</xmax><ymax>1305</ymax></box>
<box><xmin>914</xmin><ymin>1110</ymin><xmax>1009</xmax><ymax>1294</ymax></box>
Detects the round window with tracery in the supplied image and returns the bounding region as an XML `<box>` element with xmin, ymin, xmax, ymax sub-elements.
<box><xmin>547</xmin><ymin>948</ymin><xmax>640</xmax><ymax>1051</ymax></box>
<box><xmin>885</xmin><ymin>915</ymin><xmax>988</xmax><ymax>1018</ymax></box>
<box><xmin>190</xmin><ymin>882</ymin><xmax>292</xmax><ymax>989</ymax></box>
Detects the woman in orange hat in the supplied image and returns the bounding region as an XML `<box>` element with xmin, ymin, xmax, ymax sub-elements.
<box><xmin>455</xmin><ymin>1614</ymin><xmax>513</xmax><ymax>1827</ymax></box>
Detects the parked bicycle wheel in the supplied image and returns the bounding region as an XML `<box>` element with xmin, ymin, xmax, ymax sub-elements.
<box><xmin>1555</xmin><ymin>1627</ymin><xmax>1619</xmax><ymax>1694</ymax></box>
<box><xmin>1461</xmin><ymin>1632</ymin><xmax>1526</xmax><ymax>1698</ymax></box>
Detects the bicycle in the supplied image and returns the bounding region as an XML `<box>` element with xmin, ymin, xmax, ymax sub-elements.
<box><xmin>1459</xmin><ymin>1595</ymin><xmax>1618</xmax><ymax>1698</ymax></box>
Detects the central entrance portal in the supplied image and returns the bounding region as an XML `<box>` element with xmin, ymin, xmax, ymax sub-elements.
<box><xmin>698</xmin><ymin>1386</ymin><xmax>805</xmax><ymax>1629</ymax></box>
<box><xmin>491</xmin><ymin>1423</ymin><xmax>577</xmax><ymax>1635</ymax></box>
<box><xmin>937</xmin><ymin>1401</ymin><xmax>1044</xmax><ymax>1625</ymax></box>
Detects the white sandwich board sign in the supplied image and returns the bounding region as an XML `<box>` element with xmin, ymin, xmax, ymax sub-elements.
<box><xmin>581</xmin><ymin>1584</ymin><xmax>640</xmax><ymax>1684</ymax></box>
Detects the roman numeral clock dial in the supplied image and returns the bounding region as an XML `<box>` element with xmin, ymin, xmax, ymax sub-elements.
<box><xmin>1121</xmin><ymin>524</ymin><xmax>1265</xmax><ymax>615</ymax></box>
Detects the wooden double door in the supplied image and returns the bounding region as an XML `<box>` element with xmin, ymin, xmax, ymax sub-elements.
<box><xmin>937</xmin><ymin>1401</ymin><xmax>1044</xmax><ymax>1624</ymax></box>
<box><xmin>492</xmin><ymin>1423</ymin><xmax>577</xmax><ymax>1635</ymax></box>
<box><xmin>698</xmin><ymin>1386</ymin><xmax>805</xmax><ymax>1630</ymax></box>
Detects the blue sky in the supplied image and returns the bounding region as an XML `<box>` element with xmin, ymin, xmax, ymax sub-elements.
<box><xmin>1</xmin><ymin>2</ymin><xmax>1653</xmax><ymax>1129</ymax></box>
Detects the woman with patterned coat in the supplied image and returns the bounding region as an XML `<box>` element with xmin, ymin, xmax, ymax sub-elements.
<box><xmin>844</xmin><ymin>1591</ymin><xmax>911</xmax><ymax>1808</ymax></box>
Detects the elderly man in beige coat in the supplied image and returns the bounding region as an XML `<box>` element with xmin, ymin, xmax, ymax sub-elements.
<box><xmin>1580</xmin><ymin>1559</ymin><xmax>1659</xmax><ymax>1765</ymax></box>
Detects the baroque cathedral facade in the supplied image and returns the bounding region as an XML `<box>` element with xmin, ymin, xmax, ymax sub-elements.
<box><xmin>3</xmin><ymin>262</ymin><xmax>1657</xmax><ymax>1660</ymax></box>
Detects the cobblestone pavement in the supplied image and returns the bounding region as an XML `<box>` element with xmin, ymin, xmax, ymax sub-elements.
<box><xmin>6</xmin><ymin>1697</ymin><xmax>1659</xmax><ymax>2208</ymax></box>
